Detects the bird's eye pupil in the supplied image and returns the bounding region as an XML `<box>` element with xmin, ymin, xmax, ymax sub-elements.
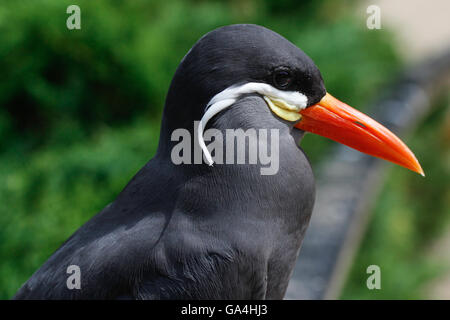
<box><xmin>274</xmin><ymin>71</ymin><xmax>292</xmax><ymax>89</ymax></box>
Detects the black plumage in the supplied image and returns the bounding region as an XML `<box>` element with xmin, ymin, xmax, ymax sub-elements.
<box><xmin>14</xmin><ymin>24</ymin><xmax>326</xmax><ymax>299</ymax></box>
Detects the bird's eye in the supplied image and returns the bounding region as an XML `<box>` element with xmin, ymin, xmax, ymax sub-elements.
<box><xmin>273</xmin><ymin>70</ymin><xmax>293</xmax><ymax>89</ymax></box>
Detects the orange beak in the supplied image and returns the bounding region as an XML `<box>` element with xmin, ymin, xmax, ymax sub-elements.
<box><xmin>295</xmin><ymin>93</ymin><xmax>424</xmax><ymax>176</ymax></box>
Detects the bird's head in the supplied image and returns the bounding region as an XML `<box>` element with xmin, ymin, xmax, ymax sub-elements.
<box><xmin>160</xmin><ymin>24</ymin><xmax>423</xmax><ymax>176</ymax></box>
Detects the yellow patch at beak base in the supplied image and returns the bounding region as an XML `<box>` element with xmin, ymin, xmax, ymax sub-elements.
<box><xmin>264</xmin><ymin>96</ymin><xmax>302</xmax><ymax>122</ymax></box>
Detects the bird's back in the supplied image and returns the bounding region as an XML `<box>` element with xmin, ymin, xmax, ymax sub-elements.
<box><xmin>13</xmin><ymin>156</ymin><xmax>285</xmax><ymax>299</ymax></box>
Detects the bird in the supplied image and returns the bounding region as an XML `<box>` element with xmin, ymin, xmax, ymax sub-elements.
<box><xmin>13</xmin><ymin>24</ymin><xmax>423</xmax><ymax>300</ymax></box>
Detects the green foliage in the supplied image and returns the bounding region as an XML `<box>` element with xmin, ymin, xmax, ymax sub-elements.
<box><xmin>341</xmin><ymin>97</ymin><xmax>450</xmax><ymax>299</ymax></box>
<box><xmin>0</xmin><ymin>0</ymin><xmax>401</xmax><ymax>298</ymax></box>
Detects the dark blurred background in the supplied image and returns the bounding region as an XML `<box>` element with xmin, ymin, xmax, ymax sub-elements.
<box><xmin>0</xmin><ymin>0</ymin><xmax>448</xmax><ymax>299</ymax></box>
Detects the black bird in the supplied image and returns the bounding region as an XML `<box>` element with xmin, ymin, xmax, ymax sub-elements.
<box><xmin>14</xmin><ymin>24</ymin><xmax>423</xmax><ymax>300</ymax></box>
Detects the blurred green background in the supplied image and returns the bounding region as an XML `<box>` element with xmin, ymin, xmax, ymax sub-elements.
<box><xmin>0</xmin><ymin>0</ymin><xmax>448</xmax><ymax>299</ymax></box>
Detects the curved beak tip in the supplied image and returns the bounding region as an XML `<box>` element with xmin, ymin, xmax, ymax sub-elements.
<box><xmin>417</xmin><ymin>165</ymin><xmax>425</xmax><ymax>177</ymax></box>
